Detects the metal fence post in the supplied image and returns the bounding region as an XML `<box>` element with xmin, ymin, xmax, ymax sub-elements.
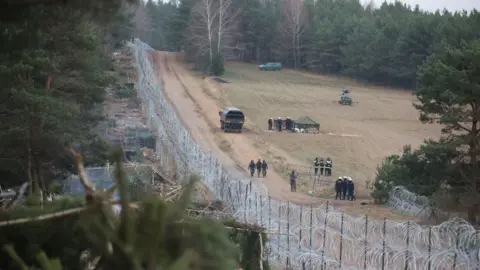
<box><xmin>427</xmin><ymin>226</ymin><xmax>432</xmax><ymax>270</ymax></box>
<box><xmin>228</xmin><ymin>186</ymin><xmax>235</xmax><ymax>212</ymax></box>
<box><xmin>287</xmin><ymin>201</ymin><xmax>290</xmax><ymax>268</ymax></box>
<box><xmin>248</xmin><ymin>190</ymin><xmax>252</xmax><ymax>223</ymax></box>
<box><xmin>237</xmin><ymin>180</ymin><xmax>241</xmax><ymax>199</ymax></box>
<box><xmin>321</xmin><ymin>201</ymin><xmax>330</xmax><ymax>270</ymax></box>
<box><xmin>309</xmin><ymin>205</ymin><xmax>313</xmax><ymax>270</ymax></box>
<box><xmin>255</xmin><ymin>192</ymin><xmax>258</xmax><ymax>224</ymax></box>
<box><xmin>381</xmin><ymin>218</ymin><xmax>387</xmax><ymax>270</ymax></box>
<box><xmin>476</xmin><ymin>229</ymin><xmax>480</xmax><ymax>270</ymax></box>
<box><xmin>277</xmin><ymin>203</ymin><xmax>281</xmax><ymax>261</ymax></box>
<box><xmin>453</xmin><ymin>227</ymin><xmax>460</xmax><ymax>269</ymax></box>
<box><xmin>244</xmin><ymin>184</ymin><xmax>248</xmax><ymax>223</ymax></box>
<box><xmin>260</xmin><ymin>195</ymin><xmax>263</xmax><ymax>227</ymax></box>
<box><xmin>405</xmin><ymin>221</ymin><xmax>410</xmax><ymax>270</ymax></box>
<box><xmin>299</xmin><ymin>205</ymin><xmax>305</xmax><ymax>270</ymax></box>
<box><xmin>364</xmin><ymin>215</ymin><xmax>369</xmax><ymax>270</ymax></box>
<box><xmin>268</xmin><ymin>196</ymin><xmax>271</xmax><ymax>230</ymax></box>
<box><xmin>339</xmin><ymin>212</ymin><xmax>344</xmax><ymax>269</ymax></box>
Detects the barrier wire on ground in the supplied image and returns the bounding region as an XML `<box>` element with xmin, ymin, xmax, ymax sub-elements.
<box><xmin>127</xmin><ymin>39</ymin><xmax>480</xmax><ymax>270</ymax></box>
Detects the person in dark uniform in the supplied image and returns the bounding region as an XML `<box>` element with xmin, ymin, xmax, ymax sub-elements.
<box><xmin>347</xmin><ymin>177</ymin><xmax>355</xmax><ymax>201</ymax></box>
<box><xmin>256</xmin><ymin>159</ymin><xmax>262</xmax><ymax>177</ymax></box>
<box><xmin>285</xmin><ymin>117</ymin><xmax>292</xmax><ymax>131</ymax></box>
<box><xmin>342</xmin><ymin>176</ymin><xmax>348</xmax><ymax>200</ymax></box>
<box><xmin>248</xmin><ymin>160</ymin><xmax>255</xmax><ymax>177</ymax></box>
<box><xmin>261</xmin><ymin>160</ymin><xmax>268</xmax><ymax>177</ymax></box>
<box><xmin>268</xmin><ymin>118</ymin><xmax>273</xmax><ymax>130</ymax></box>
<box><xmin>277</xmin><ymin>117</ymin><xmax>283</xmax><ymax>132</ymax></box>
<box><xmin>319</xmin><ymin>158</ymin><xmax>325</xmax><ymax>175</ymax></box>
<box><xmin>335</xmin><ymin>177</ymin><xmax>343</xmax><ymax>200</ymax></box>
<box><xmin>325</xmin><ymin>157</ymin><xmax>332</xmax><ymax>176</ymax></box>
<box><xmin>314</xmin><ymin>158</ymin><xmax>320</xmax><ymax>175</ymax></box>
<box><xmin>290</xmin><ymin>170</ymin><xmax>297</xmax><ymax>192</ymax></box>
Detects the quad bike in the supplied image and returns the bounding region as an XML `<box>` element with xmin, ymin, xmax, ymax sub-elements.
<box><xmin>333</xmin><ymin>95</ymin><xmax>358</xmax><ymax>106</ymax></box>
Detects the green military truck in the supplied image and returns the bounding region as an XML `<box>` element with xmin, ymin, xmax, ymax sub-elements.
<box><xmin>258</xmin><ymin>62</ymin><xmax>282</xmax><ymax>71</ymax></box>
<box><xmin>218</xmin><ymin>107</ymin><xmax>245</xmax><ymax>132</ymax></box>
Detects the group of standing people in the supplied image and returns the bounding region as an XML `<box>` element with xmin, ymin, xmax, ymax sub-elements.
<box><xmin>335</xmin><ymin>176</ymin><xmax>355</xmax><ymax>201</ymax></box>
<box><xmin>248</xmin><ymin>159</ymin><xmax>298</xmax><ymax>192</ymax></box>
<box><xmin>247</xmin><ymin>159</ymin><xmax>354</xmax><ymax>200</ymax></box>
<box><xmin>313</xmin><ymin>157</ymin><xmax>333</xmax><ymax>176</ymax></box>
<box><xmin>248</xmin><ymin>159</ymin><xmax>268</xmax><ymax>177</ymax></box>
<box><xmin>268</xmin><ymin>117</ymin><xmax>293</xmax><ymax>132</ymax></box>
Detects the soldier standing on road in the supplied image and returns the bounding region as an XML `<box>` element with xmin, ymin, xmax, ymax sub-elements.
<box><xmin>342</xmin><ymin>176</ymin><xmax>348</xmax><ymax>200</ymax></box>
<box><xmin>290</xmin><ymin>170</ymin><xmax>297</xmax><ymax>192</ymax></box>
<box><xmin>277</xmin><ymin>117</ymin><xmax>282</xmax><ymax>132</ymax></box>
<box><xmin>314</xmin><ymin>158</ymin><xmax>320</xmax><ymax>175</ymax></box>
<box><xmin>347</xmin><ymin>177</ymin><xmax>355</xmax><ymax>201</ymax></box>
<box><xmin>319</xmin><ymin>158</ymin><xmax>325</xmax><ymax>175</ymax></box>
<box><xmin>256</xmin><ymin>159</ymin><xmax>262</xmax><ymax>177</ymax></box>
<box><xmin>261</xmin><ymin>160</ymin><xmax>268</xmax><ymax>177</ymax></box>
<box><xmin>268</xmin><ymin>118</ymin><xmax>273</xmax><ymax>130</ymax></box>
<box><xmin>248</xmin><ymin>160</ymin><xmax>255</xmax><ymax>177</ymax></box>
<box><xmin>335</xmin><ymin>177</ymin><xmax>343</xmax><ymax>200</ymax></box>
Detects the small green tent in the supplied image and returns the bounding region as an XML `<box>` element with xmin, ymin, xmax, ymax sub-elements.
<box><xmin>293</xmin><ymin>116</ymin><xmax>320</xmax><ymax>130</ymax></box>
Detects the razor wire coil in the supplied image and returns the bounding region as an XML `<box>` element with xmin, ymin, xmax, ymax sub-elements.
<box><xmin>124</xmin><ymin>39</ymin><xmax>480</xmax><ymax>270</ymax></box>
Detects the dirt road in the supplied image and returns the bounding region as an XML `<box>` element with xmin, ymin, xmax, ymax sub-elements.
<box><xmin>150</xmin><ymin>52</ymin><xmax>417</xmax><ymax>220</ymax></box>
<box><xmin>152</xmin><ymin>51</ymin><xmax>325</xmax><ymax>205</ymax></box>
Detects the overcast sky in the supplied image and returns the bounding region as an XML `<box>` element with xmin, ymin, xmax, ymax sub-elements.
<box><xmin>382</xmin><ymin>0</ymin><xmax>479</xmax><ymax>12</ymax></box>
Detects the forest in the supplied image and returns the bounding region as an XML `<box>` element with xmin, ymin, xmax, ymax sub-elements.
<box><xmin>137</xmin><ymin>0</ymin><xmax>480</xmax><ymax>87</ymax></box>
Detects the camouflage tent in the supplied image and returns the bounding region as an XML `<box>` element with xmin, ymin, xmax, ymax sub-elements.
<box><xmin>293</xmin><ymin>116</ymin><xmax>320</xmax><ymax>130</ymax></box>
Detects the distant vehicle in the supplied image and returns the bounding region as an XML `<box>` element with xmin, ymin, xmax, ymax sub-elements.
<box><xmin>218</xmin><ymin>107</ymin><xmax>245</xmax><ymax>133</ymax></box>
<box><xmin>258</xmin><ymin>62</ymin><xmax>282</xmax><ymax>71</ymax></box>
<box><xmin>334</xmin><ymin>89</ymin><xmax>359</xmax><ymax>106</ymax></box>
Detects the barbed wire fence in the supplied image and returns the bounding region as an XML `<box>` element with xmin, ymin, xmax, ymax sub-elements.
<box><xmin>127</xmin><ymin>39</ymin><xmax>480</xmax><ymax>270</ymax></box>
<box><xmin>278</xmin><ymin>164</ymin><xmax>436</xmax><ymax>219</ymax></box>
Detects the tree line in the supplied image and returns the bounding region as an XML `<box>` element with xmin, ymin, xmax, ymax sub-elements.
<box><xmin>138</xmin><ymin>0</ymin><xmax>479</xmax><ymax>87</ymax></box>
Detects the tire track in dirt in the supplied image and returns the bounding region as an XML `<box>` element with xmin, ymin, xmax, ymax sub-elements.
<box><xmin>153</xmin><ymin>52</ymin><xmax>421</xmax><ymax>219</ymax></box>
<box><xmin>155</xmin><ymin>52</ymin><xmax>327</xmax><ymax>205</ymax></box>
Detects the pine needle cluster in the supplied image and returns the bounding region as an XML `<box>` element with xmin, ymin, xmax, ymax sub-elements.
<box><xmin>0</xmin><ymin>148</ymin><xmax>270</xmax><ymax>270</ymax></box>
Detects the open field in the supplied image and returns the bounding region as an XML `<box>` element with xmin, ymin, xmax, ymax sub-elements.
<box><xmin>151</xmin><ymin>52</ymin><xmax>420</xmax><ymax>220</ymax></box>
<box><xmin>212</xmin><ymin>62</ymin><xmax>442</xmax><ymax>197</ymax></box>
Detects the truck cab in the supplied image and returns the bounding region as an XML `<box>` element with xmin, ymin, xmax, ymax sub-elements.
<box><xmin>219</xmin><ymin>107</ymin><xmax>245</xmax><ymax>132</ymax></box>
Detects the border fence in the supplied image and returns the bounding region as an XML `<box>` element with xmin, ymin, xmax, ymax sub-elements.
<box><xmin>128</xmin><ymin>39</ymin><xmax>480</xmax><ymax>269</ymax></box>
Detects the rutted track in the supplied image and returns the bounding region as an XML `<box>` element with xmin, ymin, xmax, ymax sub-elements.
<box><xmin>156</xmin><ymin>51</ymin><xmax>322</xmax><ymax>205</ymax></box>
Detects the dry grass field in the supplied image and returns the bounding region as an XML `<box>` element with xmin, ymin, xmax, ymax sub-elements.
<box><xmin>210</xmin><ymin>62</ymin><xmax>442</xmax><ymax>197</ymax></box>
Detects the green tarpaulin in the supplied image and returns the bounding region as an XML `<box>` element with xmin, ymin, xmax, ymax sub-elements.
<box><xmin>294</xmin><ymin>116</ymin><xmax>320</xmax><ymax>130</ymax></box>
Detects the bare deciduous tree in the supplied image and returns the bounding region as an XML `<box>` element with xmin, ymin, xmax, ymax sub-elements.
<box><xmin>217</xmin><ymin>0</ymin><xmax>240</xmax><ymax>54</ymax></box>
<box><xmin>187</xmin><ymin>0</ymin><xmax>217</xmax><ymax>62</ymax></box>
<box><xmin>186</xmin><ymin>0</ymin><xmax>240</xmax><ymax>63</ymax></box>
<box><xmin>278</xmin><ymin>0</ymin><xmax>307</xmax><ymax>68</ymax></box>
